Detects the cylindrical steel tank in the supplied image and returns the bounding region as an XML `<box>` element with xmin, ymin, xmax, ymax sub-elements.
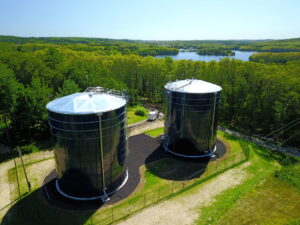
<box><xmin>164</xmin><ymin>79</ymin><xmax>222</xmax><ymax>158</ymax></box>
<box><xmin>46</xmin><ymin>87</ymin><xmax>128</xmax><ymax>201</ymax></box>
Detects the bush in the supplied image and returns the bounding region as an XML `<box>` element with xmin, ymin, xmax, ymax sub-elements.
<box><xmin>19</xmin><ymin>143</ymin><xmax>39</xmax><ymax>154</ymax></box>
<box><xmin>134</xmin><ymin>108</ymin><xmax>147</xmax><ymax>117</ymax></box>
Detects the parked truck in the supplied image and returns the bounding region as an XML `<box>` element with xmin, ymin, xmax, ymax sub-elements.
<box><xmin>148</xmin><ymin>110</ymin><xmax>159</xmax><ymax>121</ymax></box>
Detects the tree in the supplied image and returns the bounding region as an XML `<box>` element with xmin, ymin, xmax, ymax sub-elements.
<box><xmin>43</xmin><ymin>47</ymin><xmax>64</xmax><ymax>70</ymax></box>
<box><xmin>0</xmin><ymin>63</ymin><xmax>21</xmax><ymax>144</ymax></box>
<box><xmin>11</xmin><ymin>78</ymin><xmax>53</xmax><ymax>143</ymax></box>
<box><xmin>57</xmin><ymin>79</ymin><xmax>80</xmax><ymax>97</ymax></box>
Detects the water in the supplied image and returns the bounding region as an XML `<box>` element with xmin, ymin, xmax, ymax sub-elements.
<box><xmin>155</xmin><ymin>50</ymin><xmax>257</xmax><ymax>62</ymax></box>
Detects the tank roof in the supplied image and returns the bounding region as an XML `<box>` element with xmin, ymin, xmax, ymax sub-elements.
<box><xmin>46</xmin><ymin>92</ymin><xmax>126</xmax><ymax>115</ymax></box>
<box><xmin>165</xmin><ymin>79</ymin><xmax>222</xmax><ymax>94</ymax></box>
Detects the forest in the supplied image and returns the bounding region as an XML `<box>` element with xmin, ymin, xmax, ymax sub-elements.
<box><xmin>197</xmin><ymin>48</ymin><xmax>235</xmax><ymax>56</ymax></box>
<box><xmin>1</xmin><ymin>35</ymin><xmax>300</xmax><ymax>53</ymax></box>
<box><xmin>0</xmin><ymin>37</ymin><xmax>179</xmax><ymax>56</ymax></box>
<box><xmin>250</xmin><ymin>52</ymin><xmax>300</xmax><ymax>64</ymax></box>
<box><xmin>144</xmin><ymin>38</ymin><xmax>300</xmax><ymax>52</ymax></box>
<box><xmin>0</xmin><ymin>38</ymin><xmax>299</xmax><ymax>150</ymax></box>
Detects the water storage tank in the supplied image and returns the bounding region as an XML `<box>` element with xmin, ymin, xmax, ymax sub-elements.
<box><xmin>164</xmin><ymin>79</ymin><xmax>222</xmax><ymax>158</ymax></box>
<box><xmin>46</xmin><ymin>87</ymin><xmax>128</xmax><ymax>201</ymax></box>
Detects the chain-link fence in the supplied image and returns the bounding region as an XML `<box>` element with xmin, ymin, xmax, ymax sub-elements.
<box><xmin>89</xmin><ymin>149</ymin><xmax>248</xmax><ymax>225</ymax></box>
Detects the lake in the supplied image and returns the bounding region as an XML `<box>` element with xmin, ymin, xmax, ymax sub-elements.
<box><xmin>155</xmin><ymin>50</ymin><xmax>257</xmax><ymax>62</ymax></box>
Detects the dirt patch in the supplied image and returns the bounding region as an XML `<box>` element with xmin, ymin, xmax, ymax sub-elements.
<box><xmin>0</xmin><ymin>160</ymin><xmax>14</xmax><ymax>211</ymax></box>
<box><xmin>118</xmin><ymin>162</ymin><xmax>251</xmax><ymax>225</ymax></box>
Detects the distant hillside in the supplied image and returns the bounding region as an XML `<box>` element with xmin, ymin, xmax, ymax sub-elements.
<box><xmin>0</xmin><ymin>35</ymin><xmax>299</xmax><ymax>52</ymax></box>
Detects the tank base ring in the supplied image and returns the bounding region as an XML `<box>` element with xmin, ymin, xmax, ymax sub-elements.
<box><xmin>55</xmin><ymin>169</ymin><xmax>129</xmax><ymax>201</ymax></box>
<box><xmin>163</xmin><ymin>141</ymin><xmax>216</xmax><ymax>158</ymax></box>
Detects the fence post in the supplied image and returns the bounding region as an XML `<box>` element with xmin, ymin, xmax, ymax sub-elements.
<box><xmin>171</xmin><ymin>182</ymin><xmax>174</xmax><ymax>194</ymax></box>
<box><xmin>90</xmin><ymin>216</ymin><xmax>93</xmax><ymax>225</ymax></box>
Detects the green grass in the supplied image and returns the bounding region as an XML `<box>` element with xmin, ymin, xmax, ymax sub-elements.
<box><xmin>7</xmin><ymin>157</ymin><xmax>54</xmax><ymax>200</ymax></box>
<box><xmin>8</xmin><ymin>163</ymin><xmax>29</xmax><ymax>200</ymax></box>
<box><xmin>218</xmin><ymin>177</ymin><xmax>300</xmax><ymax>225</ymax></box>
<box><xmin>127</xmin><ymin>106</ymin><xmax>148</xmax><ymax>125</ymax></box>
<box><xmin>195</xmin><ymin>142</ymin><xmax>300</xmax><ymax>225</ymax></box>
<box><xmin>145</xmin><ymin>127</ymin><xmax>164</xmax><ymax>137</ymax></box>
<box><xmin>217</xmin><ymin>131</ymin><xmax>243</xmax><ymax>154</ymax></box>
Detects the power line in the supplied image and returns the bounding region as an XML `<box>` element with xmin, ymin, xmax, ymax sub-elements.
<box><xmin>278</xmin><ymin>131</ymin><xmax>300</xmax><ymax>145</ymax></box>
<box><xmin>267</xmin><ymin>121</ymin><xmax>300</xmax><ymax>141</ymax></box>
<box><xmin>264</xmin><ymin>118</ymin><xmax>300</xmax><ymax>138</ymax></box>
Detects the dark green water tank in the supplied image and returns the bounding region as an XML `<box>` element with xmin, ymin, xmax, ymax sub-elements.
<box><xmin>164</xmin><ymin>79</ymin><xmax>222</xmax><ymax>158</ymax></box>
<box><xmin>46</xmin><ymin>88</ymin><xmax>128</xmax><ymax>200</ymax></box>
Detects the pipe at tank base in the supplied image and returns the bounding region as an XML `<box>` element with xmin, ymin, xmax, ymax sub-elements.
<box><xmin>55</xmin><ymin>169</ymin><xmax>129</xmax><ymax>202</ymax></box>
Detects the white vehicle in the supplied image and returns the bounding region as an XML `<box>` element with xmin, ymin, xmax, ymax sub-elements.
<box><xmin>148</xmin><ymin>110</ymin><xmax>158</xmax><ymax>121</ymax></box>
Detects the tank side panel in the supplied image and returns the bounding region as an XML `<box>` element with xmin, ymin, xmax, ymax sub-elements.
<box><xmin>48</xmin><ymin>104</ymin><xmax>127</xmax><ymax>198</ymax></box>
<box><xmin>165</xmin><ymin>89</ymin><xmax>221</xmax><ymax>155</ymax></box>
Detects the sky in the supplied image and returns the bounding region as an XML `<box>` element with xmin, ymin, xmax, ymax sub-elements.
<box><xmin>0</xmin><ymin>0</ymin><xmax>300</xmax><ymax>40</ymax></box>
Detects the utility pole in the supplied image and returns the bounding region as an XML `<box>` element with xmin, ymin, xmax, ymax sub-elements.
<box><xmin>16</xmin><ymin>147</ymin><xmax>31</xmax><ymax>192</ymax></box>
<box><xmin>13</xmin><ymin>156</ymin><xmax>21</xmax><ymax>197</ymax></box>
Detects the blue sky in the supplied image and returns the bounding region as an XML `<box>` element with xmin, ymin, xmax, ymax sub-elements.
<box><xmin>0</xmin><ymin>0</ymin><xmax>299</xmax><ymax>40</ymax></box>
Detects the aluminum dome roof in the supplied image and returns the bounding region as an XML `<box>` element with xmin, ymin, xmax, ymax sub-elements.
<box><xmin>165</xmin><ymin>79</ymin><xmax>222</xmax><ymax>94</ymax></box>
<box><xmin>46</xmin><ymin>92</ymin><xmax>126</xmax><ymax>115</ymax></box>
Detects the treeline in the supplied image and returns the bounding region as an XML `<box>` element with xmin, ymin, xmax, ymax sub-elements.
<box><xmin>249</xmin><ymin>52</ymin><xmax>300</xmax><ymax>64</ymax></box>
<box><xmin>2</xmin><ymin>35</ymin><xmax>300</xmax><ymax>53</ymax></box>
<box><xmin>0</xmin><ymin>44</ymin><xmax>299</xmax><ymax>148</ymax></box>
<box><xmin>197</xmin><ymin>48</ymin><xmax>235</xmax><ymax>56</ymax></box>
<box><xmin>238</xmin><ymin>38</ymin><xmax>300</xmax><ymax>52</ymax></box>
<box><xmin>148</xmin><ymin>38</ymin><xmax>300</xmax><ymax>52</ymax></box>
<box><xmin>146</xmin><ymin>40</ymin><xmax>254</xmax><ymax>50</ymax></box>
<box><xmin>0</xmin><ymin>35</ymin><xmax>143</xmax><ymax>44</ymax></box>
<box><xmin>0</xmin><ymin>37</ymin><xmax>178</xmax><ymax>56</ymax></box>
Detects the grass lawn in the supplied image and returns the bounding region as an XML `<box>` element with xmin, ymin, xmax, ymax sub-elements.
<box><xmin>196</xmin><ymin>141</ymin><xmax>300</xmax><ymax>225</ymax></box>
<box><xmin>7</xmin><ymin>157</ymin><xmax>54</xmax><ymax>200</ymax></box>
<box><xmin>144</xmin><ymin>127</ymin><xmax>164</xmax><ymax>138</ymax></box>
<box><xmin>127</xmin><ymin>106</ymin><xmax>148</xmax><ymax>125</ymax></box>
<box><xmin>8</xmin><ymin>162</ymin><xmax>29</xmax><ymax>200</ymax></box>
<box><xmin>217</xmin><ymin>131</ymin><xmax>243</xmax><ymax>154</ymax></box>
<box><xmin>219</xmin><ymin>177</ymin><xmax>300</xmax><ymax>225</ymax></box>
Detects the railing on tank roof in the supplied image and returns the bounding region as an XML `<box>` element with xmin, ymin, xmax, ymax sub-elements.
<box><xmin>84</xmin><ymin>87</ymin><xmax>126</xmax><ymax>99</ymax></box>
<box><xmin>166</xmin><ymin>79</ymin><xmax>194</xmax><ymax>91</ymax></box>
